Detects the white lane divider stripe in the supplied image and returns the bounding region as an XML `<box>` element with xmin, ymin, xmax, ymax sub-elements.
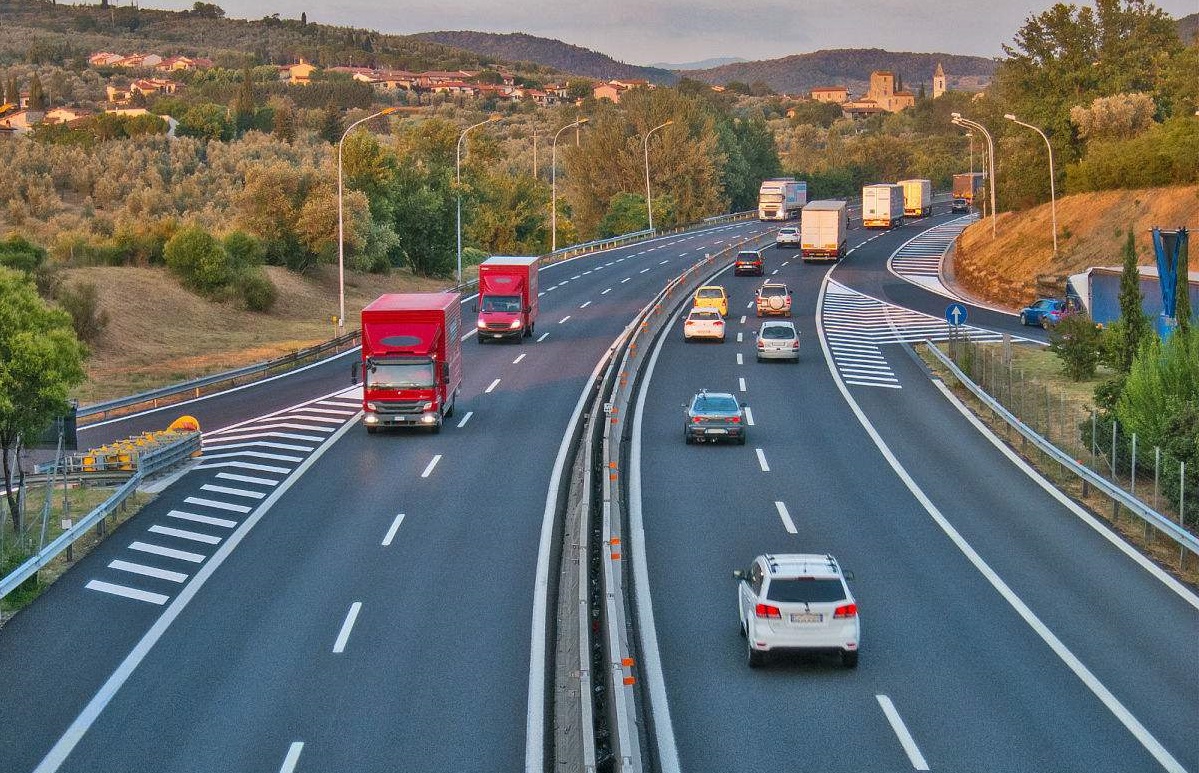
<box><xmin>279</xmin><ymin>742</ymin><xmax>304</xmax><ymax>773</ymax></box>
<box><xmin>738</xmin><ymin>377</ymin><xmax>747</xmax><ymax>392</ymax></box>
<box><xmin>108</xmin><ymin>560</ymin><xmax>187</xmax><ymax>583</ymax></box>
<box><xmin>461</xmin><ymin>329</ymin><xmax>477</xmax><ymax>342</ymax></box>
<box><xmin>382</xmin><ymin>513</ymin><xmax>405</xmax><ymax>547</ymax></box>
<box><xmin>148</xmin><ymin>525</ymin><xmax>221</xmax><ymax>545</ymax></box>
<box><xmin>513</xmin><ymin>353</ymin><xmax>527</xmax><ymax>364</ymax></box>
<box><xmin>601</xmin><ymin>288</ymin><xmax>612</xmax><ymax>295</ymax></box>
<box><xmin>755</xmin><ymin>448</ymin><xmax>770</xmax><ymax>472</ymax></box>
<box><xmin>292</xmin><ymin>407</ymin><xmax>355</xmax><ymax>416</ymax></box>
<box><xmin>537</xmin><ymin>333</ymin><xmax>550</xmax><ymax>342</ymax></box>
<box><xmin>485</xmin><ymin>378</ymin><xmax>501</xmax><ymax>393</ymax></box>
<box><xmin>195</xmin><ymin>461</ymin><xmax>291</xmax><ymax>475</ymax></box>
<box><xmin>165</xmin><ymin>510</ymin><xmax>237</xmax><ymax>529</ymax></box>
<box><xmin>84</xmin><ymin>581</ymin><xmax>168</xmax><ymax>605</ymax></box>
<box><xmin>559</xmin><ymin>316</ymin><xmax>571</xmax><ymax>324</ymax></box>
<box><xmin>128</xmin><ymin>542</ymin><xmax>205</xmax><ymax>563</ymax></box>
<box><xmin>421</xmin><ymin>455</ymin><xmax>442</xmax><ymax>478</ymax></box>
<box><xmin>201</xmin><ymin>440</ymin><xmax>315</xmax><ymax>453</ymax></box>
<box><xmin>184</xmin><ymin>497</ymin><xmax>252</xmax><ymax>514</ymax></box>
<box><xmin>739</xmin><ymin>315</ymin><xmax>746</xmax><ymax>324</ymax></box>
<box><xmin>457</xmin><ymin>411</ymin><xmax>474</xmax><ymax>428</ymax></box>
<box><xmin>332</xmin><ymin>602</ymin><xmax>362</xmax><ymax>654</ymax></box>
<box><xmin>640</xmin><ymin>268</ymin><xmax>650</xmax><ymax>274</ymax></box>
<box><xmin>736</xmin><ymin>332</ymin><xmax>743</xmax><ymax>343</ymax></box>
<box><xmin>621</xmin><ymin>278</ymin><xmax>631</xmax><ymax>284</ymax></box>
<box><xmin>580</xmin><ymin>301</ymin><xmax>592</xmax><ymax>309</ymax></box>
<box><xmin>877</xmin><ymin>696</ymin><xmax>930</xmax><ymax>770</ymax></box>
<box><xmin>200</xmin><ymin>484</ymin><xmax>265</xmax><ymax>499</ymax></box>
<box><xmin>743</xmin><ymin>407</ymin><xmax>755</xmax><ymax>426</ymax></box>
<box><xmin>774</xmin><ymin>501</ymin><xmax>798</xmax><ymax>534</ymax></box>
<box><xmin>214</xmin><ymin>472</ymin><xmax>279</xmax><ymax>487</ymax></box>
<box><xmin>201</xmin><ymin>451</ymin><xmax>305</xmax><ymax>463</ymax></box>
<box><xmin>204</xmin><ymin>431</ymin><xmax>324</xmax><ymax>443</ymax></box>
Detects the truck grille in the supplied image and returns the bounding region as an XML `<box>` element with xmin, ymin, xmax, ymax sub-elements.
<box><xmin>374</xmin><ymin>400</ymin><xmax>425</xmax><ymax>415</ymax></box>
<box><xmin>485</xmin><ymin>322</ymin><xmax>513</xmax><ymax>330</ymax></box>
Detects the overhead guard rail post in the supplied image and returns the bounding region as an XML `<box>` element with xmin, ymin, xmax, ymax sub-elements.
<box><xmin>590</xmin><ymin>229</ymin><xmax>778</xmax><ymax>770</ymax></box>
<box><xmin>0</xmin><ymin>431</ymin><xmax>201</xmax><ymax>601</ymax></box>
<box><xmin>924</xmin><ymin>341</ymin><xmax>1199</xmax><ymax>556</ymax></box>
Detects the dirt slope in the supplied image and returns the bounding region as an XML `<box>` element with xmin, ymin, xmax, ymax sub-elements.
<box><xmin>952</xmin><ymin>185</ymin><xmax>1199</xmax><ymax>309</ymax></box>
<box><xmin>70</xmin><ymin>265</ymin><xmax>447</xmax><ymax>402</ymax></box>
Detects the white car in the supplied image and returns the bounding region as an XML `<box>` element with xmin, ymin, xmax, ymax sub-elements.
<box><xmin>755</xmin><ymin>320</ymin><xmax>799</xmax><ymax>361</ymax></box>
<box><xmin>683</xmin><ymin>307</ymin><xmax>726</xmax><ymax>342</ymax></box>
<box><xmin>735</xmin><ymin>553</ymin><xmax>860</xmax><ymax>668</ymax></box>
<box><xmin>775</xmin><ymin>226</ymin><xmax>801</xmax><ymax>247</ymax></box>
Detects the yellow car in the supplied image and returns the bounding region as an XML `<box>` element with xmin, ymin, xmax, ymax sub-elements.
<box><xmin>693</xmin><ymin>285</ymin><xmax>729</xmax><ymax>317</ymax></box>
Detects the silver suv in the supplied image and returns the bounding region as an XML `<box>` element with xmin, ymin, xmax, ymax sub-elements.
<box><xmin>683</xmin><ymin>390</ymin><xmax>747</xmax><ymax>445</ymax></box>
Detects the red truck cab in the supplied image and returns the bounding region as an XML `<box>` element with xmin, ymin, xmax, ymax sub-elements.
<box><xmin>476</xmin><ymin>255</ymin><xmax>540</xmax><ymax>342</ymax></box>
<box><xmin>357</xmin><ymin>293</ymin><xmax>463</xmax><ymax>434</ymax></box>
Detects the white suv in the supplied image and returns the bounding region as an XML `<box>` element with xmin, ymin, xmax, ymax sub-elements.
<box><xmin>735</xmin><ymin>553</ymin><xmax>860</xmax><ymax>668</ymax></box>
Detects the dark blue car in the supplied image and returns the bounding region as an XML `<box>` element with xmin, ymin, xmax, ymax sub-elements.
<box><xmin>1019</xmin><ymin>298</ymin><xmax>1071</xmax><ymax>328</ymax></box>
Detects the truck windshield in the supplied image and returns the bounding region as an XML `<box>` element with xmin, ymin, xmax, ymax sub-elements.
<box><xmin>760</xmin><ymin>194</ymin><xmax>783</xmax><ymax>202</ymax></box>
<box><xmin>367</xmin><ymin>361</ymin><xmax>435</xmax><ymax>389</ymax></box>
<box><xmin>481</xmin><ymin>295</ymin><xmax>522</xmax><ymax>313</ymax></box>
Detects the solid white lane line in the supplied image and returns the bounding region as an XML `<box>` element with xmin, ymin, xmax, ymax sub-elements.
<box><xmin>736</xmin><ymin>353</ymin><xmax>744</xmax><ymax>365</ymax></box>
<box><xmin>382</xmin><ymin>513</ymin><xmax>405</xmax><ymax>547</ymax></box>
<box><xmin>537</xmin><ymin>333</ymin><xmax>550</xmax><ymax>342</ymax></box>
<box><xmin>738</xmin><ymin>377</ymin><xmax>747</xmax><ymax>392</ymax></box>
<box><xmin>736</xmin><ymin>332</ymin><xmax>743</xmax><ymax>342</ymax></box>
<box><xmin>877</xmin><ymin>696</ymin><xmax>930</xmax><ymax>770</ymax></box>
<box><xmin>200</xmin><ymin>484</ymin><xmax>265</xmax><ymax>500</ymax></box>
<box><xmin>457</xmin><ymin>411</ymin><xmax>474</xmax><ymax>428</ymax></box>
<box><xmin>84</xmin><ymin>581</ymin><xmax>168</xmax><ymax>605</ymax></box>
<box><xmin>108</xmin><ymin>560</ymin><xmax>187</xmax><ymax>583</ymax></box>
<box><xmin>814</xmin><ymin>273</ymin><xmax>1188</xmax><ymax>773</ymax></box>
<box><xmin>332</xmin><ymin>602</ymin><xmax>362</xmax><ymax>654</ymax></box>
<box><xmin>774</xmin><ymin>501</ymin><xmax>798</xmax><ymax>534</ymax></box>
<box><xmin>420</xmin><ymin>455</ymin><xmax>442</xmax><ymax>478</ymax></box>
<box><xmin>485</xmin><ymin>378</ymin><xmax>501</xmax><ymax>393</ymax></box>
<box><xmin>184</xmin><ymin>497</ymin><xmax>251</xmax><ymax>514</ymax></box>
<box><xmin>743</xmin><ymin>407</ymin><xmax>755</xmax><ymax>426</ymax></box>
<box><xmin>165</xmin><ymin>510</ymin><xmax>237</xmax><ymax>529</ymax></box>
<box><xmin>601</xmin><ymin>288</ymin><xmax>612</xmax><ymax>295</ymax></box>
<box><xmin>128</xmin><ymin>542</ymin><xmax>205</xmax><ymax>563</ymax></box>
<box><xmin>214</xmin><ymin>472</ymin><xmax>279</xmax><ymax>487</ymax></box>
<box><xmin>279</xmin><ymin>742</ymin><xmax>304</xmax><ymax>773</ymax></box>
<box><xmin>755</xmin><ymin>448</ymin><xmax>770</xmax><ymax>472</ymax></box>
<box><xmin>580</xmin><ymin>301</ymin><xmax>592</xmax><ymax>309</ymax></box>
<box><xmin>148</xmin><ymin>525</ymin><xmax>221</xmax><ymax>545</ymax></box>
<box><xmin>513</xmin><ymin>353</ymin><xmax>527</xmax><ymax>364</ymax></box>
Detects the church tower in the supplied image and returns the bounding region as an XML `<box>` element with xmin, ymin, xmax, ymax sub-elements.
<box><xmin>933</xmin><ymin>63</ymin><xmax>947</xmax><ymax>99</ymax></box>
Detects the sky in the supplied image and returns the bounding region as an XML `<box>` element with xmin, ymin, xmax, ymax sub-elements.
<box><xmin>147</xmin><ymin>0</ymin><xmax>1197</xmax><ymax>65</ymax></box>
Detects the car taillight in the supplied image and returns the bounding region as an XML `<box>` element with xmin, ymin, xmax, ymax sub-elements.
<box><xmin>714</xmin><ymin>320</ymin><xmax>723</xmax><ymax>326</ymax></box>
<box><xmin>691</xmin><ymin>416</ymin><xmax>703</xmax><ymax>423</ymax></box>
<box><xmin>729</xmin><ymin>416</ymin><xmax>740</xmax><ymax>423</ymax></box>
<box><xmin>792</xmin><ymin>341</ymin><xmax>800</xmax><ymax>349</ymax></box>
<box><xmin>755</xmin><ymin>603</ymin><xmax>781</xmax><ymax>619</ymax></box>
<box><xmin>834</xmin><ymin>603</ymin><xmax>857</xmax><ymax>618</ymax></box>
<box><xmin>757</xmin><ymin>340</ymin><xmax>765</xmax><ymax>349</ymax></box>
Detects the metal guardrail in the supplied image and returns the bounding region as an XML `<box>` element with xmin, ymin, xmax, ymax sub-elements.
<box><xmin>924</xmin><ymin>342</ymin><xmax>1199</xmax><ymax>557</ymax></box>
<box><xmin>0</xmin><ymin>431</ymin><xmax>201</xmax><ymax>601</ymax></box>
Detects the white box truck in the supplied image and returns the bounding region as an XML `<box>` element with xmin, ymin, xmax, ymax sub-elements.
<box><xmin>800</xmin><ymin>200</ymin><xmax>848</xmax><ymax>262</ymax></box>
<box><xmin>862</xmin><ymin>184</ymin><xmax>905</xmax><ymax>229</ymax></box>
<box><xmin>898</xmin><ymin>179</ymin><xmax>932</xmax><ymax>217</ymax></box>
<box><xmin>758</xmin><ymin>178</ymin><xmax>808</xmax><ymax>221</ymax></box>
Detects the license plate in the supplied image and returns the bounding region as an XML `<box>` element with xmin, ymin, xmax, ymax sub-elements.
<box><xmin>790</xmin><ymin>612</ymin><xmax>822</xmax><ymax>623</ymax></box>
<box><xmin>705</xmin><ymin>428</ymin><xmax>727</xmax><ymax>435</ymax></box>
<box><xmin>491</xmin><ymin>333</ymin><xmax>505</xmax><ymax>338</ymax></box>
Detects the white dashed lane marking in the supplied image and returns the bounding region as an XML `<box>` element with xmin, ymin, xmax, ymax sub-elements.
<box><xmin>755</xmin><ymin>449</ymin><xmax>770</xmax><ymax>472</ymax></box>
<box><xmin>420</xmin><ymin>455</ymin><xmax>442</xmax><ymax>478</ymax></box>
<box><xmin>774</xmin><ymin>501</ymin><xmax>798</xmax><ymax>535</ymax></box>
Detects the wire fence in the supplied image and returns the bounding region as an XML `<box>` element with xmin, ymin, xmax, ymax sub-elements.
<box><xmin>940</xmin><ymin>335</ymin><xmax>1195</xmax><ymax>569</ymax></box>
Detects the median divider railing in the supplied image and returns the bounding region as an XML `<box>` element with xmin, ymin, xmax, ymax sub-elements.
<box><xmin>0</xmin><ymin>430</ymin><xmax>201</xmax><ymax>601</ymax></box>
<box><xmin>924</xmin><ymin>341</ymin><xmax>1199</xmax><ymax>561</ymax></box>
<box><xmin>575</xmin><ymin>229</ymin><xmax>776</xmax><ymax>771</ymax></box>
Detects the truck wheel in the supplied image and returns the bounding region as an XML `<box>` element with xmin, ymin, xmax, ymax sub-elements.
<box><xmin>430</xmin><ymin>421</ymin><xmax>442</xmax><ymax>435</ymax></box>
<box><xmin>366</xmin><ymin>426</ymin><xmax>378</xmax><ymax>435</ymax></box>
<box><xmin>747</xmin><ymin>640</ymin><xmax>765</xmax><ymax>668</ymax></box>
<box><xmin>477</xmin><ymin>334</ymin><xmax>486</xmax><ymax>344</ymax></box>
<box><xmin>1019</xmin><ymin>312</ymin><xmax>1028</xmax><ymax>326</ymax></box>
<box><xmin>841</xmin><ymin>650</ymin><xmax>859</xmax><ymax>669</ymax></box>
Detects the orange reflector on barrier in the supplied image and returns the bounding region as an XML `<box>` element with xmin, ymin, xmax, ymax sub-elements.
<box><xmin>610</xmin><ymin>552</ymin><xmax>621</xmax><ymax>560</ymax></box>
<box><xmin>621</xmin><ymin>657</ymin><xmax>634</xmax><ymax>667</ymax></box>
<box><xmin>623</xmin><ymin>676</ymin><xmax>636</xmax><ymax>685</ymax></box>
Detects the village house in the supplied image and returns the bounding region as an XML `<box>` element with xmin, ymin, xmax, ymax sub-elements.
<box><xmin>0</xmin><ymin>110</ymin><xmax>43</xmax><ymax>133</ymax></box>
<box><xmin>43</xmin><ymin>107</ymin><xmax>93</xmax><ymax>124</ymax></box>
<box><xmin>810</xmin><ymin>86</ymin><xmax>849</xmax><ymax>104</ymax></box>
<box><xmin>287</xmin><ymin>60</ymin><xmax>319</xmax><ymax>85</ymax></box>
<box><xmin>156</xmin><ymin>56</ymin><xmax>213</xmax><ymax>72</ymax></box>
<box><xmin>89</xmin><ymin>52</ymin><xmax>125</xmax><ymax>67</ymax></box>
<box><xmin>842</xmin><ymin>71</ymin><xmax>915</xmax><ymax>115</ymax></box>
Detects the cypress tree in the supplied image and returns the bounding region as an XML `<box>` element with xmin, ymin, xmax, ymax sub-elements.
<box><xmin>29</xmin><ymin>73</ymin><xmax>46</xmax><ymax>110</ymax></box>
<box><xmin>1175</xmin><ymin>233</ymin><xmax>1191</xmax><ymax>335</ymax></box>
<box><xmin>1117</xmin><ymin>229</ymin><xmax>1150</xmax><ymax>372</ymax></box>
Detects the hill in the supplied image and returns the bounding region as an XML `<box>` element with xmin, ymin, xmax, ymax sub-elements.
<box><xmin>686</xmin><ymin>48</ymin><xmax>998</xmax><ymax>95</ymax></box>
<box><xmin>413</xmin><ymin>31</ymin><xmax>677</xmax><ymax>84</ymax></box>
<box><xmin>951</xmin><ymin>185</ymin><xmax>1199</xmax><ymax>308</ymax></box>
<box><xmin>650</xmin><ymin>57</ymin><xmax>747</xmax><ymax>70</ymax></box>
<box><xmin>1178</xmin><ymin>12</ymin><xmax>1198</xmax><ymax>44</ymax></box>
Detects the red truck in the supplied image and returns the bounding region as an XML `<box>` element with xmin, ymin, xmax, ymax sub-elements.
<box><xmin>356</xmin><ymin>293</ymin><xmax>463</xmax><ymax>434</ymax></box>
<box><xmin>475</xmin><ymin>255</ymin><xmax>540</xmax><ymax>342</ymax></box>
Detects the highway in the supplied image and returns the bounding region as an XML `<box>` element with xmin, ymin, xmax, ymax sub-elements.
<box><xmin>0</xmin><ymin>220</ymin><xmax>771</xmax><ymax>773</ymax></box>
<box><xmin>630</xmin><ymin>215</ymin><xmax>1198</xmax><ymax>772</ymax></box>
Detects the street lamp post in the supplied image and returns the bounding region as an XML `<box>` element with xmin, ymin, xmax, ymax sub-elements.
<box><xmin>965</xmin><ymin>131</ymin><xmax>974</xmax><ymax>175</ymax></box>
<box><xmin>456</xmin><ymin>114</ymin><xmax>502</xmax><ymax>286</ymax></box>
<box><xmin>550</xmin><ymin>117</ymin><xmax>588</xmax><ymax>252</ymax></box>
<box><xmin>1005</xmin><ymin>113</ymin><xmax>1058</xmax><ymax>259</ymax></box>
<box><xmin>951</xmin><ymin>113</ymin><xmax>996</xmax><ymax>239</ymax></box>
<box><xmin>643</xmin><ymin>119</ymin><xmax>673</xmax><ymax>232</ymax></box>
<box><xmin>338</xmin><ymin>106</ymin><xmax>397</xmax><ymax>330</ymax></box>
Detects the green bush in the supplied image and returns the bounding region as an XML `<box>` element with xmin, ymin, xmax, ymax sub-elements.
<box><xmin>1066</xmin><ymin>118</ymin><xmax>1199</xmax><ymax>192</ymax></box>
<box><xmin>56</xmin><ymin>280</ymin><xmax>110</xmax><ymax>343</ymax></box>
<box><xmin>223</xmin><ymin>230</ymin><xmax>265</xmax><ymax>271</ymax></box>
<box><xmin>236</xmin><ymin>269</ymin><xmax>278</xmax><ymax>312</ymax></box>
<box><xmin>1048</xmin><ymin>314</ymin><xmax>1104</xmax><ymax>381</ymax></box>
<box><xmin>164</xmin><ymin>225</ymin><xmax>232</xmax><ymax>295</ymax></box>
<box><xmin>0</xmin><ymin>235</ymin><xmax>47</xmax><ymax>273</ymax></box>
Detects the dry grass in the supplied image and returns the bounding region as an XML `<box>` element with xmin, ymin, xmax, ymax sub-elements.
<box><xmin>70</xmin><ymin>264</ymin><xmax>450</xmax><ymax>402</ymax></box>
<box><xmin>952</xmin><ymin>185</ymin><xmax>1199</xmax><ymax>308</ymax></box>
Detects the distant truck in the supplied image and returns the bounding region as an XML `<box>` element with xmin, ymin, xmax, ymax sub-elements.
<box><xmin>862</xmin><ymin>184</ymin><xmax>905</xmax><ymax>229</ymax></box>
<box><xmin>800</xmin><ymin>200</ymin><xmax>848</xmax><ymax>262</ymax></box>
<box><xmin>475</xmin><ymin>255</ymin><xmax>540</xmax><ymax>342</ymax></box>
<box><xmin>952</xmin><ymin>172</ymin><xmax>985</xmax><ymax>207</ymax></box>
<box><xmin>758</xmin><ymin>178</ymin><xmax>808</xmax><ymax>221</ymax></box>
<box><xmin>898</xmin><ymin>179</ymin><xmax>932</xmax><ymax>217</ymax></box>
<box><xmin>357</xmin><ymin>293</ymin><xmax>463</xmax><ymax>434</ymax></box>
